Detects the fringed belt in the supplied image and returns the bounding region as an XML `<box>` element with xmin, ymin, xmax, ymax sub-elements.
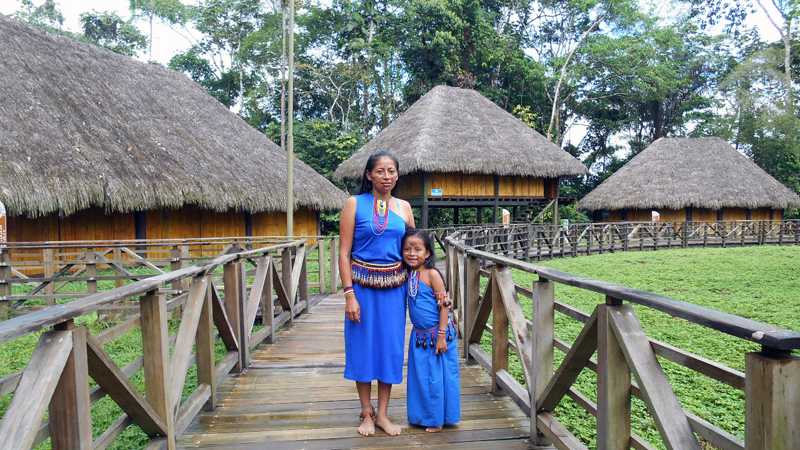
<box><xmin>412</xmin><ymin>322</ymin><xmax>455</xmax><ymax>350</ymax></box>
<box><xmin>350</xmin><ymin>258</ymin><xmax>407</xmax><ymax>289</ymax></box>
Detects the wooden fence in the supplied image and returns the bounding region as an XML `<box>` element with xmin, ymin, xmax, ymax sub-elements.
<box><xmin>0</xmin><ymin>237</ymin><xmax>340</xmax><ymax>449</ymax></box>
<box><xmin>429</xmin><ymin>220</ymin><xmax>800</xmax><ymax>262</ymax></box>
<box><xmin>0</xmin><ymin>236</ymin><xmax>341</xmax><ymax>318</ymax></box>
<box><xmin>443</xmin><ymin>231</ymin><xmax>800</xmax><ymax>449</ymax></box>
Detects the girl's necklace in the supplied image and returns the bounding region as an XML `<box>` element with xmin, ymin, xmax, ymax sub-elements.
<box><xmin>407</xmin><ymin>268</ymin><xmax>421</xmax><ymax>304</ymax></box>
<box><xmin>371</xmin><ymin>194</ymin><xmax>390</xmax><ymax>235</ymax></box>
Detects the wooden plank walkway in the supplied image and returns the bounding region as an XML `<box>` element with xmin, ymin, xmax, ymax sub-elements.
<box><xmin>177</xmin><ymin>294</ymin><xmax>534</xmax><ymax>449</ymax></box>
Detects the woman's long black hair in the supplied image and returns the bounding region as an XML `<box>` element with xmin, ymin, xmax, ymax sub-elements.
<box><xmin>354</xmin><ymin>151</ymin><xmax>400</xmax><ymax>196</ymax></box>
<box><xmin>402</xmin><ymin>227</ymin><xmax>447</xmax><ymax>290</ymax></box>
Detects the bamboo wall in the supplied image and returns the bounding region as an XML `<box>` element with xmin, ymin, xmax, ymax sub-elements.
<box><xmin>7</xmin><ymin>205</ymin><xmax>319</xmax><ymax>242</ymax></box>
<box><xmin>396</xmin><ymin>172</ymin><xmax>547</xmax><ymax>198</ymax></box>
<box><xmin>600</xmin><ymin>207</ymin><xmax>776</xmax><ymax>223</ymax></box>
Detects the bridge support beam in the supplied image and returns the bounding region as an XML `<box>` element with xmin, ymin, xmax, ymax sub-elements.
<box><xmin>596</xmin><ymin>300</ymin><xmax>630</xmax><ymax>450</ymax></box>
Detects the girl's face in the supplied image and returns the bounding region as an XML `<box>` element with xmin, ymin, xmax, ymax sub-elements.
<box><xmin>403</xmin><ymin>235</ymin><xmax>430</xmax><ymax>270</ymax></box>
<box><xmin>365</xmin><ymin>156</ymin><xmax>399</xmax><ymax>195</ymax></box>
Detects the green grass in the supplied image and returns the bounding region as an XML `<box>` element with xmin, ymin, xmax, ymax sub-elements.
<box><xmin>478</xmin><ymin>245</ymin><xmax>800</xmax><ymax>449</ymax></box>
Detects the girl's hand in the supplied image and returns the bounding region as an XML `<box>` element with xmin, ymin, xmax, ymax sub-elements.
<box><xmin>345</xmin><ymin>295</ymin><xmax>361</xmax><ymax>323</ymax></box>
<box><xmin>435</xmin><ymin>334</ymin><xmax>447</xmax><ymax>354</ymax></box>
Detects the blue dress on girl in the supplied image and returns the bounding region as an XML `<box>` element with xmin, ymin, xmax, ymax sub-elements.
<box><xmin>407</xmin><ymin>278</ymin><xmax>460</xmax><ymax>427</ymax></box>
<box><xmin>344</xmin><ymin>193</ymin><xmax>407</xmax><ymax>384</ymax></box>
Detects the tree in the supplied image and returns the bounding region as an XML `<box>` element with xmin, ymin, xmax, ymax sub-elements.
<box><xmin>79</xmin><ymin>11</ymin><xmax>148</xmax><ymax>56</ymax></box>
<box><xmin>14</xmin><ymin>0</ymin><xmax>65</xmax><ymax>30</ymax></box>
<box><xmin>129</xmin><ymin>0</ymin><xmax>192</xmax><ymax>61</ymax></box>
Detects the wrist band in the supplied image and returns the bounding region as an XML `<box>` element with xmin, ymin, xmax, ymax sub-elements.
<box><xmin>343</xmin><ymin>286</ymin><xmax>354</xmax><ymax>295</ymax></box>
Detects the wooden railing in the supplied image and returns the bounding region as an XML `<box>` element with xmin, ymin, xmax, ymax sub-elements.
<box><xmin>0</xmin><ymin>235</ymin><xmax>342</xmax><ymax>318</ymax></box>
<box><xmin>428</xmin><ymin>220</ymin><xmax>800</xmax><ymax>262</ymax></box>
<box><xmin>0</xmin><ymin>238</ymin><xmax>339</xmax><ymax>449</ymax></box>
<box><xmin>444</xmin><ymin>231</ymin><xmax>800</xmax><ymax>449</ymax></box>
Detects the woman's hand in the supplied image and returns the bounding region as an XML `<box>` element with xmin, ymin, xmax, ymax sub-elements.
<box><xmin>435</xmin><ymin>334</ymin><xmax>447</xmax><ymax>354</ymax></box>
<box><xmin>345</xmin><ymin>294</ymin><xmax>361</xmax><ymax>323</ymax></box>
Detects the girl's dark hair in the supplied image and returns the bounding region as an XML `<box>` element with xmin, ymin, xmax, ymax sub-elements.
<box><xmin>402</xmin><ymin>227</ymin><xmax>447</xmax><ymax>290</ymax></box>
<box><xmin>355</xmin><ymin>151</ymin><xmax>400</xmax><ymax>195</ymax></box>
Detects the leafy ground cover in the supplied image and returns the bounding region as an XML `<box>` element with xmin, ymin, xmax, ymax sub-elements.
<box><xmin>479</xmin><ymin>245</ymin><xmax>800</xmax><ymax>448</ymax></box>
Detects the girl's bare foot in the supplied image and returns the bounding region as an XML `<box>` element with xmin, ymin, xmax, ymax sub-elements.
<box><xmin>375</xmin><ymin>415</ymin><xmax>402</xmax><ymax>436</ymax></box>
<box><xmin>426</xmin><ymin>425</ymin><xmax>443</xmax><ymax>433</ymax></box>
<box><xmin>358</xmin><ymin>414</ymin><xmax>375</xmax><ymax>436</ymax></box>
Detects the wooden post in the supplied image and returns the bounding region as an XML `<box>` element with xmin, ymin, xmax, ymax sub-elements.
<box><xmin>170</xmin><ymin>246</ymin><xmax>181</xmax><ymax>293</ymax></box>
<box><xmin>49</xmin><ymin>322</ymin><xmax>92</xmax><ymax>450</ymax></box>
<box><xmin>181</xmin><ymin>244</ymin><xmax>190</xmax><ymax>292</ymax></box>
<box><xmin>491</xmin><ymin>267</ymin><xmax>508</xmax><ymax>397</ymax></box>
<box><xmin>622</xmin><ymin>223</ymin><xmax>629</xmax><ymax>252</ymax></box>
<box><xmin>530</xmin><ymin>279</ymin><xmax>554</xmax><ymax>445</ymax></box>
<box><xmin>282</xmin><ymin>248</ymin><xmax>293</xmax><ymax>325</ymax></box>
<box><xmin>196</xmin><ymin>275</ymin><xmax>216</xmax><ymax>411</ymax></box>
<box><xmin>140</xmin><ymin>290</ymin><xmax>176</xmax><ymax>449</ymax></box>
<box><xmin>44</xmin><ymin>248</ymin><xmax>55</xmax><ymax>306</ymax></box>
<box><xmin>113</xmin><ymin>246</ymin><xmax>124</xmax><ymax>288</ymax></box>
<box><xmin>493</xmin><ymin>175</ymin><xmax>500</xmax><ymax>224</ymax></box>
<box><xmin>85</xmin><ymin>249</ymin><xmax>97</xmax><ymax>295</ymax></box>
<box><xmin>223</xmin><ymin>261</ymin><xmax>245</xmax><ymax>372</ymax></box>
<box><xmin>596</xmin><ymin>299</ymin><xmax>631</xmax><ymax>450</ymax></box>
<box><xmin>422</xmin><ymin>172</ymin><xmax>430</xmax><ymax>229</ymax></box>
<box><xmin>318</xmin><ymin>239</ymin><xmax>326</xmax><ymax>294</ymax></box>
<box><xmin>299</xmin><ymin>251</ymin><xmax>308</xmax><ymax>312</ymax></box>
<box><xmin>262</xmin><ymin>258</ymin><xmax>275</xmax><ymax>344</ymax></box>
<box><xmin>0</xmin><ymin>249</ymin><xmax>9</xmax><ymax>319</ymax></box>
<box><xmin>745</xmin><ymin>349</ymin><xmax>800</xmax><ymax>449</ymax></box>
<box><xmin>329</xmin><ymin>238</ymin><xmax>338</xmax><ymax>293</ymax></box>
<box><xmin>464</xmin><ymin>256</ymin><xmax>480</xmax><ymax>364</ymax></box>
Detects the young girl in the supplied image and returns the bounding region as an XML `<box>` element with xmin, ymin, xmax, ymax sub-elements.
<box><xmin>402</xmin><ymin>228</ymin><xmax>460</xmax><ymax>432</ymax></box>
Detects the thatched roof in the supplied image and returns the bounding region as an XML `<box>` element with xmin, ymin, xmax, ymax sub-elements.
<box><xmin>0</xmin><ymin>14</ymin><xmax>346</xmax><ymax>218</ymax></box>
<box><xmin>333</xmin><ymin>85</ymin><xmax>587</xmax><ymax>181</ymax></box>
<box><xmin>578</xmin><ymin>137</ymin><xmax>800</xmax><ymax>211</ymax></box>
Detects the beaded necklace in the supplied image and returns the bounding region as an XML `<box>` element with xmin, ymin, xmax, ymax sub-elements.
<box><xmin>370</xmin><ymin>195</ymin><xmax>390</xmax><ymax>235</ymax></box>
<box><xmin>407</xmin><ymin>268</ymin><xmax>422</xmax><ymax>304</ymax></box>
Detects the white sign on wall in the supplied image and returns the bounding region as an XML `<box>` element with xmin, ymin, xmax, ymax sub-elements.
<box><xmin>430</xmin><ymin>189</ymin><xmax>442</xmax><ymax>197</ymax></box>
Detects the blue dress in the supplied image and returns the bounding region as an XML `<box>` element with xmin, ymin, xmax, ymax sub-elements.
<box><xmin>344</xmin><ymin>193</ymin><xmax>407</xmax><ymax>384</ymax></box>
<box><xmin>407</xmin><ymin>278</ymin><xmax>460</xmax><ymax>427</ymax></box>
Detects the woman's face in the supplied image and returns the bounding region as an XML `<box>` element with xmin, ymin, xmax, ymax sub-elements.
<box><xmin>365</xmin><ymin>156</ymin><xmax>399</xmax><ymax>195</ymax></box>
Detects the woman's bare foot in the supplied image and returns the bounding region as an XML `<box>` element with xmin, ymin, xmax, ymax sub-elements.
<box><xmin>426</xmin><ymin>425</ymin><xmax>443</xmax><ymax>433</ymax></box>
<box><xmin>358</xmin><ymin>414</ymin><xmax>375</xmax><ymax>436</ymax></box>
<box><xmin>375</xmin><ymin>415</ymin><xmax>402</xmax><ymax>436</ymax></box>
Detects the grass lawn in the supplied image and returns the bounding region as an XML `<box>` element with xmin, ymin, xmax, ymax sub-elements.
<box><xmin>478</xmin><ymin>245</ymin><xmax>800</xmax><ymax>448</ymax></box>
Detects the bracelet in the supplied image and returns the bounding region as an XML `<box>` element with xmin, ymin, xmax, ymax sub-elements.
<box><xmin>343</xmin><ymin>286</ymin><xmax>354</xmax><ymax>295</ymax></box>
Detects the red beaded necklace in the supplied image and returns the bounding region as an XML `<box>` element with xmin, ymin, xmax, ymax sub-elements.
<box><xmin>371</xmin><ymin>195</ymin><xmax>390</xmax><ymax>235</ymax></box>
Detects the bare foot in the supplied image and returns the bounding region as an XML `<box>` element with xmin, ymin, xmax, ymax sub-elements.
<box><xmin>426</xmin><ymin>425</ymin><xmax>443</xmax><ymax>433</ymax></box>
<box><xmin>375</xmin><ymin>415</ymin><xmax>402</xmax><ymax>436</ymax></box>
<box><xmin>358</xmin><ymin>414</ymin><xmax>375</xmax><ymax>436</ymax></box>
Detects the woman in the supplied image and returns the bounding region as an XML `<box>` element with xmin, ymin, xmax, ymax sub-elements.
<box><xmin>339</xmin><ymin>151</ymin><xmax>414</xmax><ymax>436</ymax></box>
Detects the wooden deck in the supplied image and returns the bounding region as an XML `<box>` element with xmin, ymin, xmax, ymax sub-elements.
<box><xmin>177</xmin><ymin>294</ymin><xmax>534</xmax><ymax>449</ymax></box>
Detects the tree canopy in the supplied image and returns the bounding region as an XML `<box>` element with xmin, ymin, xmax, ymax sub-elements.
<box><xmin>10</xmin><ymin>0</ymin><xmax>800</xmax><ymax>223</ymax></box>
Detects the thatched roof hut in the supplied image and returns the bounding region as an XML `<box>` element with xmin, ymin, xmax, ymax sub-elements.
<box><xmin>334</xmin><ymin>85</ymin><xmax>587</xmax><ymax>227</ymax></box>
<box><xmin>334</xmin><ymin>85</ymin><xmax>587</xmax><ymax>180</ymax></box>
<box><xmin>578</xmin><ymin>137</ymin><xmax>800</xmax><ymax>222</ymax></box>
<box><xmin>0</xmin><ymin>14</ymin><xmax>346</xmax><ymax>242</ymax></box>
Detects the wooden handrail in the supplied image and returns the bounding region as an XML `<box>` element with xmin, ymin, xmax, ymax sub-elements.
<box><xmin>444</xmin><ymin>228</ymin><xmax>800</xmax><ymax>449</ymax></box>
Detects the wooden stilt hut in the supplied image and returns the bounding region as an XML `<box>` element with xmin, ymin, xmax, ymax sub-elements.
<box><xmin>333</xmin><ymin>86</ymin><xmax>587</xmax><ymax>228</ymax></box>
<box><xmin>0</xmin><ymin>14</ymin><xmax>346</xmax><ymax>243</ymax></box>
<box><xmin>577</xmin><ymin>137</ymin><xmax>800</xmax><ymax>222</ymax></box>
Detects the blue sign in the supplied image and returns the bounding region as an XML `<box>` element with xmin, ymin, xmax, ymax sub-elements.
<box><xmin>431</xmin><ymin>189</ymin><xmax>442</xmax><ymax>197</ymax></box>
<box><xmin>602</xmin><ymin>211</ymin><xmax>611</xmax><ymax>217</ymax></box>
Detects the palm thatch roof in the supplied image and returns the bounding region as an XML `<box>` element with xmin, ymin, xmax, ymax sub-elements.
<box><xmin>0</xmin><ymin>14</ymin><xmax>346</xmax><ymax>218</ymax></box>
<box><xmin>333</xmin><ymin>85</ymin><xmax>587</xmax><ymax>181</ymax></box>
<box><xmin>578</xmin><ymin>137</ymin><xmax>800</xmax><ymax>211</ymax></box>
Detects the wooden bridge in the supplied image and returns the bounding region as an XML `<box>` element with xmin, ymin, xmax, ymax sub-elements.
<box><xmin>0</xmin><ymin>225</ymin><xmax>799</xmax><ymax>449</ymax></box>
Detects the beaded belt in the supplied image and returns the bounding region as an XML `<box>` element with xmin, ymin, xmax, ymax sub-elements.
<box><xmin>350</xmin><ymin>257</ymin><xmax>408</xmax><ymax>289</ymax></box>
